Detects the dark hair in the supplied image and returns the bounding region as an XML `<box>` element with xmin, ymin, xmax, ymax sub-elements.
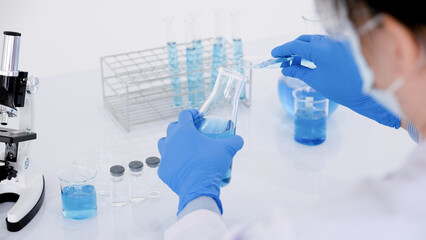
<box><xmin>336</xmin><ymin>0</ymin><xmax>425</xmax><ymax>32</ymax></box>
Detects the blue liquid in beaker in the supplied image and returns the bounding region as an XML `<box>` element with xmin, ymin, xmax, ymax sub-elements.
<box><xmin>187</xmin><ymin>46</ymin><xmax>198</xmax><ymax>108</ymax></box>
<box><xmin>211</xmin><ymin>37</ymin><xmax>227</xmax><ymax>88</ymax></box>
<box><xmin>61</xmin><ymin>185</ymin><xmax>97</xmax><ymax>220</ymax></box>
<box><xmin>294</xmin><ymin>108</ymin><xmax>327</xmax><ymax>145</ymax></box>
<box><xmin>195</xmin><ymin>117</ymin><xmax>235</xmax><ymax>187</ymax></box>
<box><xmin>167</xmin><ymin>42</ymin><xmax>182</xmax><ymax>107</ymax></box>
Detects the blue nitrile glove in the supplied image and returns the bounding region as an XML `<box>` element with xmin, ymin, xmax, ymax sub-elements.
<box><xmin>157</xmin><ymin>109</ymin><xmax>244</xmax><ymax>215</ymax></box>
<box><xmin>271</xmin><ymin>34</ymin><xmax>400</xmax><ymax>129</ymax></box>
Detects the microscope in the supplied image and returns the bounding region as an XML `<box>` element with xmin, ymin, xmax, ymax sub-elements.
<box><xmin>0</xmin><ymin>31</ymin><xmax>45</xmax><ymax>232</ymax></box>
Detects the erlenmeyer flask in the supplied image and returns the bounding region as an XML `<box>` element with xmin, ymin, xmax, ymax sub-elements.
<box><xmin>195</xmin><ymin>67</ymin><xmax>246</xmax><ymax>187</ymax></box>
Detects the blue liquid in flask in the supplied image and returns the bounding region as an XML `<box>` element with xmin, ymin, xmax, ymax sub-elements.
<box><xmin>211</xmin><ymin>37</ymin><xmax>227</xmax><ymax>88</ymax></box>
<box><xmin>193</xmin><ymin>39</ymin><xmax>205</xmax><ymax>103</ymax></box>
<box><xmin>61</xmin><ymin>184</ymin><xmax>97</xmax><ymax>220</ymax></box>
<box><xmin>167</xmin><ymin>42</ymin><xmax>182</xmax><ymax>106</ymax></box>
<box><xmin>187</xmin><ymin>46</ymin><xmax>198</xmax><ymax>108</ymax></box>
<box><xmin>232</xmin><ymin>38</ymin><xmax>246</xmax><ymax>100</ymax></box>
<box><xmin>294</xmin><ymin>108</ymin><xmax>327</xmax><ymax>145</ymax></box>
<box><xmin>195</xmin><ymin>116</ymin><xmax>235</xmax><ymax>187</ymax></box>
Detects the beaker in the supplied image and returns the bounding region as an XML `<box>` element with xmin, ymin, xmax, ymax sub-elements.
<box><xmin>301</xmin><ymin>10</ymin><xmax>326</xmax><ymax>34</ymax></box>
<box><xmin>278</xmin><ymin>75</ymin><xmax>339</xmax><ymax>116</ymax></box>
<box><xmin>293</xmin><ymin>87</ymin><xmax>329</xmax><ymax>145</ymax></box>
<box><xmin>74</xmin><ymin>149</ymin><xmax>118</xmax><ymax>195</ymax></box>
<box><xmin>195</xmin><ymin>67</ymin><xmax>246</xmax><ymax>187</ymax></box>
<box><xmin>58</xmin><ymin>165</ymin><xmax>97</xmax><ymax>220</ymax></box>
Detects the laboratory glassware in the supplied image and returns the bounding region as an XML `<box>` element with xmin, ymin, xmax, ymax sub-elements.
<box><xmin>110</xmin><ymin>165</ymin><xmax>128</xmax><ymax>207</ymax></box>
<box><xmin>190</xmin><ymin>12</ymin><xmax>206</xmax><ymax>103</ymax></box>
<box><xmin>278</xmin><ymin>75</ymin><xmax>339</xmax><ymax>116</ymax></box>
<box><xmin>100</xmin><ymin>37</ymin><xmax>251</xmax><ymax>131</ymax></box>
<box><xmin>58</xmin><ymin>165</ymin><xmax>97</xmax><ymax>220</ymax></box>
<box><xmin>185</xmin><ymin>18</ymin><xmax>199</xmax><ymax>108</ymax></box>
<box><xmin>240</xmin><ymin>55</ymin><xmax>316</xmax><ymax>69</ymax></box>
<box><xmin>145</xmin><ymin>157</ymin><xmax>161</xmax><ymax>198</ymax></box>
<box><xmin>302</xmin><ymin>10</ymin><xmax>326</xmax><ymax>34</ymax></box>
<box><xmin>128</xmin><ymin>160</ymin><xmax>146</xmax><ymax>202</ymax></box>
<box><xmin>293</xmin><ymin>86</ymin><xmax>329</xmax><ymax>145</ymax></box>
<box><xmin>74</xmin><ymin>149</ymin><xmax>118</xmax><ymax>195</ymax></box>
<box><xmin>164</xmin><ymin>16</ymin><xmax>182</xmax><ymax>107</ymax></box>
<box><xmin>211</xmin><ymin>10</ymin><xmax>227</xmax><ymax>88</ymax></box>
<box><xmin>195</xmin><ymin>67</ymin><xmax>247</xmax><ymax>187</ymax></box>
<box><xmin>231</xmin><ymin>11</ymin><xmax>246</xmax><ymax>100</ymax></box>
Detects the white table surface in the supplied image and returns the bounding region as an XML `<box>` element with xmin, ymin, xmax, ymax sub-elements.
<box><xmin>0</xmin><ymin>36</ymin><xmax>417</xmax><ymax>239</ymax></box>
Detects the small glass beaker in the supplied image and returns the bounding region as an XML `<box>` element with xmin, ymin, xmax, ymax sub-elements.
<box><xmin>74</xmin><ymin>149</ymin><xmax>118</xmax><ymax>195</ymax></box>
<box><xmin>278</xmin><ymin>75</ymin><xmax>339</xmax><ymax>116</ymax></box>
<box><xmin>58</xmin><ymin>165</ymin><xmax>97</xmax><ymax>220</ymax></box>
<box><xmin>301</xmin><ymin>10</ymin><xmax>326</xmax><ymax>34</ymax></box>
<box><xmin>293</xmin><ymin>87</ymin><xmax>329</xmax><ymax>145</ymax></box>
<box><xmin>195</xmin><ymin>67</ymin><xmax>246</xmax><ymax>187</ymax></box>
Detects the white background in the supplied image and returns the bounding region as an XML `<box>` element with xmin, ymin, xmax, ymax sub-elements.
<box><xmin>0</xmin><ymin>0</ymin><xmax>315</xmax><ymax>78</ymax></box>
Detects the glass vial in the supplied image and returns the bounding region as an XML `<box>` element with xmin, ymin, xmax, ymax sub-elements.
<box><xmin>128</xmin><ymin>160</ymin><xmax>146</xmax><ymax>202</ymax></box>
<box><xmin>110</xmin><ymin>165</ymin><xmax>128</xmax><ymax>207</ymax></box>
<box><xmin>145</xmin><ymin>157</ymin><xmax>161</xmax><ymax>198</ymax></box>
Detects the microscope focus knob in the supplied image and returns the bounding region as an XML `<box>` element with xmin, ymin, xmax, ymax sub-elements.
<box><xmin>26</xmin><ymin>76</ymin><xmax>39</xmax><ymax>95</ymax></box>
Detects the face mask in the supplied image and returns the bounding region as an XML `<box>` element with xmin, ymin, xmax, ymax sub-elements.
<box><xmin>347</xmin><ymin>14</ymin><xmax>424</xmax><ymax>119</ymax></box>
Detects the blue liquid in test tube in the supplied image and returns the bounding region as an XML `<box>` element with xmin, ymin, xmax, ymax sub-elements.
<box><xmin>195</xmin><ymin>116</ymin><xmax>235</xmax><ymax>187</ymax></box>
<box><xmin>61</xmin><ymin>185</ymin><xmax>97</xmax><ymax>220</ymax></box>
<box><xmin>187</xmin><ymin>46</ymin><xmax>198</xmax><ymax>108</ymax></box>
<box><xmin>167</xmin><ymin>42</ymin><xmax>182</xmax><ymax>106</ymax></box>
<box><xmin>232</xmin><ymin>38</ymin><xmax>246</xmax><ymax>100</ymax></box>
<box><xmin>193</xmin><ymin>39</ymin><xmax>205</xmax><ymax>103</ymax></box>
<box><xmin>294</xmin><ymin>108</ymin><xmax>327</xmax><ymax>145</ymax></box>
<box><xmin>211</xmin><ymin>37</ymin><xmax>227</xmax><ymax>88</ymax></box>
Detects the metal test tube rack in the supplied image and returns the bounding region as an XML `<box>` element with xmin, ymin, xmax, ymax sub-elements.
<box><xmin>101</xmin><ymin>38</ymin><xmax>252</xmax><ymax>131</ymax></box>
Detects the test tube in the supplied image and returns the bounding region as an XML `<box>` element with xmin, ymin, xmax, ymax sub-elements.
<box><xmin>211</xmin><ymin>9</ymin><xmax>227</xmax><ymax>88</ymax></box>
<box><xmin>185</xmin><ymin>18</ymin><xmax>198</xmax><ymax>108</ymax></box>
<box><xmin>230</xmin><ymin>11</ymin><xmax>246</xmax><ymax>100</ymax></box>
<box><xmin>164</xmin><ymin>16</ymin><xmax>182</xmax><ymax>107</ymax></box>
<box><xmin>191</xmin><ymin>12</ymin><xmax>205</xmax><ymax>103</ymax></box>
<box><xmin>239</xmin><ymin>55</ymin><xmax>317</xmax><ymax>69</ymax></box>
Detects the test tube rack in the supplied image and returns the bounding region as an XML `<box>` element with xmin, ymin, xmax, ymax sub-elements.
<box><xmin>101</xmin><ymin>37</ymin><xmax>252</xmax><ymax>131</ymax></box>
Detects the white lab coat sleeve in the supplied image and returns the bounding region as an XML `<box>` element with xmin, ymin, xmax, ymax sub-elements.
<box><xmin>164</xmin><ymin>209</ymin><xmax>228</xmax><ymax>240</ymax></box>
<box><xmin>165</xmin><ymin>142</ymin><xmax>426</xmax><ymax>240</ymax></box>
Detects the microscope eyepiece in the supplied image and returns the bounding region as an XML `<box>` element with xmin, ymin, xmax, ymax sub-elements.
<box><xmin>3</xmin><ymin>31</ymin><xmax>21</xmax><ymax>37</ymax></box>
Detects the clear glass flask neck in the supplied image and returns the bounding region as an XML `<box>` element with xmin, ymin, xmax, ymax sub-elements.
<box><xmin>196</xmin><ymin>67</ymin><xmax>246</xmax><ymax>137</ymax></box>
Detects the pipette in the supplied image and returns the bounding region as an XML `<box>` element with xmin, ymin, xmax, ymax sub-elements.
<box><xmin>240</xmin><ymin>55</ymin><xmax>316</xmax><ymax>69</ymax></box>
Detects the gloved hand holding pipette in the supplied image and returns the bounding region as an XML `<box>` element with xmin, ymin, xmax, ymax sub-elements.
<box><xmin>272</xmin><ymin>34</ymin><xmax>400</xmax><ymax>129</ymax></box>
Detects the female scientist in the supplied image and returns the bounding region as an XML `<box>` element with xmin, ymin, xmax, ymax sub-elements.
<box><xmin>157</xmin><ymin>0</ymin><xmax>426</xmax><ymax>238</ymax></box>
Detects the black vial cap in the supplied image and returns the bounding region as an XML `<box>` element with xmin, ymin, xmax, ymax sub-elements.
<box><xmin>110</xmin><ymin>165</ymin><xmax>125</xmax><ymax>177</ymax></box>
<box><xmin>129</xmin><ymin>160</ymin><xmax>143</xmax><ymax>172</ymax></box>
<box><xmin>146</xmin><ymin>157</ymin><xmax>160</xmax><ymax>168</ymax></box>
